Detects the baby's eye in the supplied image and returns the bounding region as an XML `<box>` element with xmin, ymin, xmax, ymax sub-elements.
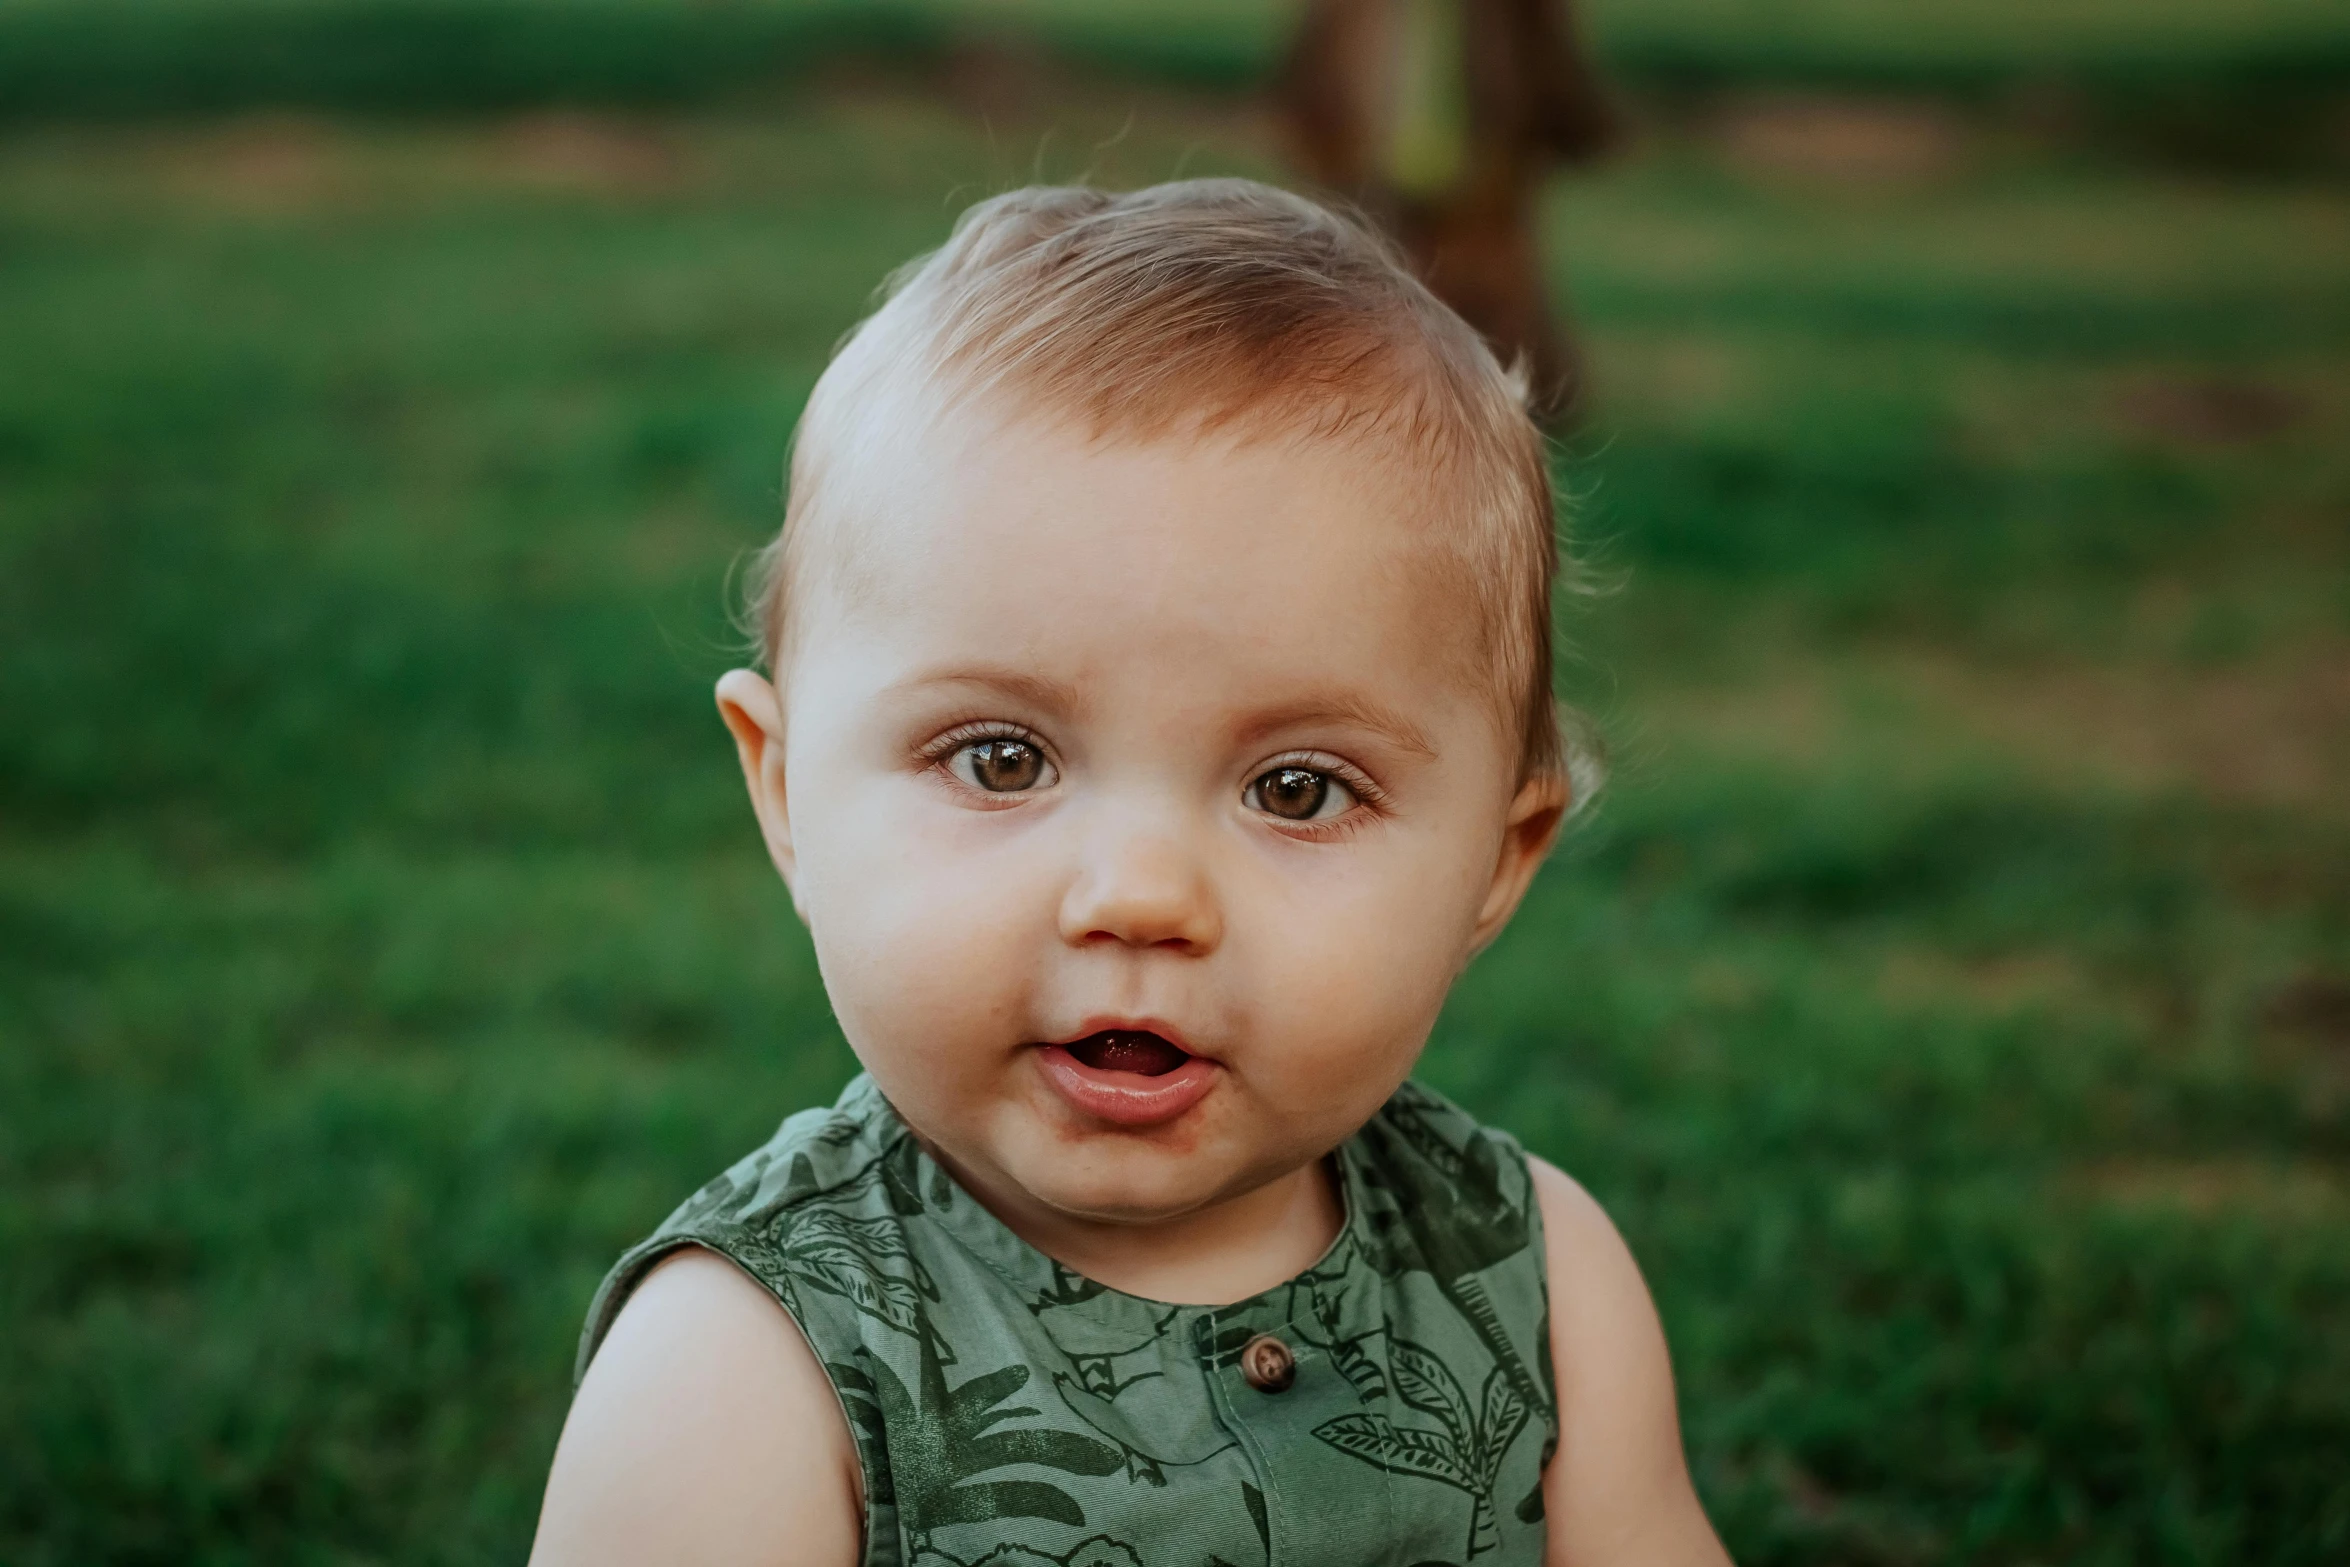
<box><xmin>1244</xmin><ymin>765</ymin><xmax>1357</xmax><ymax>823</ymax></box>
<box><xmin>950</xmin><ymin>738</ymin><xmax>1056</xmax><ymax>793</ymax></box>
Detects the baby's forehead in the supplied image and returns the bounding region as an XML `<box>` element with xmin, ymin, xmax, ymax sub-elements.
<box><xmin>788</xmin><ymin>405</ymin><xmax>1507</xmax><ymax>719</ymax></box>
<box><xmin>814</xmin><ymin>399</ymin><xmax>1486</xmax><ymax>622</ymax></box>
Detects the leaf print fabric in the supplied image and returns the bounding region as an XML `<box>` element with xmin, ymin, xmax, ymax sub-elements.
<box><xmin>1312</xmin><ymin>1337</ymin><xmax>1532</xmax><ymax>1559</ymax></box>
<box><xmin>579</xmin><ymin>1077</ymin><xmax>1558</xmax><ymax>1567</ymax></box>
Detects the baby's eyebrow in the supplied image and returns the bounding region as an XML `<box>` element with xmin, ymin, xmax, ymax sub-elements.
<box><xmin>887</xmin><ymin>665</ymin><xmax>1084</xmax><ymax>715</ymax></box>
<box><xmin>1234</xmin><ymin>693</ymin><xmax>1439</xmax><ymax>761</ymax></box>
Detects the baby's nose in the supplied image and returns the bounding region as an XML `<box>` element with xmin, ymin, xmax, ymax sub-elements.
<box><xmin>1056</xmin><ymin>828</ymin><xmax>1222</xmax><ymax>954</ymax></box>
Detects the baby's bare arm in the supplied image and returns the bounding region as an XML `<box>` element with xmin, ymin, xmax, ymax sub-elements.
<box><xmin>1531</xmin><ymin>1158</ymin><xmax>1733</xmax><ymax>1567</ymax></box>
<box><xmin>529</xmin><ymin>1248</ymin><xmax>862</xmax><ymax>1567</ymax></box>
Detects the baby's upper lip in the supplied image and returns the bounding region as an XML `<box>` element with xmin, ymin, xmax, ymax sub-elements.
<box><xmin>1050</xmin><ymin>1017</ymin><xmax>1213</xmax><ymax>1063</ymax></box>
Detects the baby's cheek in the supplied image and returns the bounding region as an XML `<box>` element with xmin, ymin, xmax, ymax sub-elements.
<box><xmin>1234</xmin><ymin>930</ymin><xmax>1434</xmax><ymax>1096</ymax></box>
<box><xmin>799</xmin><ymin>812</ymin><xmax>1032</xmax><ymax>1048</ymax></box>
<box><xmin>1231</xmin><ymin>850</ymin><xmax>1474</xmax><ymax>1094</ymax></box>
<box><xmin>1259</xmin><ymin>985</ymin><xmax>1429</xmax><ymax>1111</ymax></box>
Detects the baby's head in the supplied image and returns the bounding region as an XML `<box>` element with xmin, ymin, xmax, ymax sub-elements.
<box><xmin>718</xmin><ymin>179</ymin><xmax>1589</xmax><ymax>1240</ymax></box>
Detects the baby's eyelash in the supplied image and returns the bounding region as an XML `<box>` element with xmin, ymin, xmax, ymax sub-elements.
<box><xmin>916</xmin><ymin>719</ymin><xmax>1045</xmax><ymax>765</ymax></box>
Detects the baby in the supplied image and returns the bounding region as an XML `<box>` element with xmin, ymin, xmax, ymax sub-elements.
<box><xmin>531</xmin><ymin>180</ymin><xmax>1727</xmax><ymax>1567</ymax></box>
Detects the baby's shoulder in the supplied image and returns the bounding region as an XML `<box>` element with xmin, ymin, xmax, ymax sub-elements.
<box><xmin>531</xmin><ymin>1248</ymin><xmax>862</xmax><ymax>1567</ymax></box>
<box><xmin>538</xmin><ymin>1090</ymin><xmax>901</xmax><ymax>1564</ymax></box>
<box><xmin>1347</xmin><ymin>1091</ymin><xmax>1729</xmax><ymax>1562</ymax></box>
<box><xmin>1523</xmin><ymin>1156</ymin><xmax>1732</xmax><ymax>1566</ymax></box>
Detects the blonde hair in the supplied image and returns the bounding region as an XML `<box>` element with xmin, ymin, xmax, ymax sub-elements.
<box><xmin>750</xmin><ymin>178</ymin><xmax>1594</xmax><ymax>791</ymax></box>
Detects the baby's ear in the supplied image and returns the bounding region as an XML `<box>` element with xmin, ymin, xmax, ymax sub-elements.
<box><xmin>715</xmin><ymin>670</ymin><xmax>803</xmax><ymax>913</ymax></box>
<box><xmin>1469</xmin><ymin>771</ymin><xmax>1569</xmax><ymax>954</ymax></box>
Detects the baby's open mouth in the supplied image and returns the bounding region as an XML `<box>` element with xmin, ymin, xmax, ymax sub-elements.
<box><xmin>1063</xmin><ymin>1030</ymin><xmax>1190</xmax><ymax>1077</ymax></box>
<box><xmin>1035</xmin><ymin>1029</ymin><xmax>1219</xmax><ymax>1127</ymax></box>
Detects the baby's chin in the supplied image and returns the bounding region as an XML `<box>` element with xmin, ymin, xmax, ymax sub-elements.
<box><xmin>942</xmin><ymin>1082</ymin><xmax>1327</xmax><ymax>1231</ymax></box>
<box><xmin>999</xmin><ymin>1153</ymin><xmax>1260</xmax><ymax>1228</ymax></box>
<box><xmin>983</xmin><ymin>1108</ymin><xmax>1284</xmax><ymax>1226</ymax></box>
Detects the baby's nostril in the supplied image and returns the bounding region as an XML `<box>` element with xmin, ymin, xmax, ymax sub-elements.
<box><xmin>1067</xmin><ymin>1031</ymin><xmax>1189</xmax><ymax>1076</ymax></box>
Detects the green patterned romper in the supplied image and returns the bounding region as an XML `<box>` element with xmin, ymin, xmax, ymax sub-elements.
<box><xmin>580</xmin><ymin>1075</ymin><xmax>1556</xmax><ymax>1567</ymax></box>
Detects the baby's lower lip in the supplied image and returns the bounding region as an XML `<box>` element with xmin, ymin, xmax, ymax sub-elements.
<box><xmin>1033</xmin><ymin>1042</ymin><xmax>1221</xmax><ymax>1128</ymax></box>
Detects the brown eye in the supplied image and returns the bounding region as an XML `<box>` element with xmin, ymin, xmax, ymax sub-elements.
<box><xmin>1246</xmin><ymin>765</ymin><xmax>1354</xmax><ymax>822</ymax></box>
<box><xmin>953</xmin><ymin>738</ymin><xmax>1052</xmax><ymax>793</ymax></box>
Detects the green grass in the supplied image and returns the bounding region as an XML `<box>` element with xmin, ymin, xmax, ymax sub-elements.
<box><xmin>4</xmin><ymin>93</ymin><xmax>2348</xmax><ymax>1563</ymax></box>
<box><xmin>1</xmin><ymin>0</ymin><xmax>2344</xmax><ymax>125</ymax></box>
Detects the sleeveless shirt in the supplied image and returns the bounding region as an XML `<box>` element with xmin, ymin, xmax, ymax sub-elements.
<box><xmin>579</xmin><ymin>1075</ymin><xmax>1557</xmax><ymax>1567</ymax></box>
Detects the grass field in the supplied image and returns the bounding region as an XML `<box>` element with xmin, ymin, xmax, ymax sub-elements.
<box><xmin>4</xmin><ymin>0</ymin><xmax>2346</xmax><ymax>141</ymax></box>
<box><xmin>3</xmin><ymin>86</ymin><xmax>2347</xmax><ymax>1564</ymax></box>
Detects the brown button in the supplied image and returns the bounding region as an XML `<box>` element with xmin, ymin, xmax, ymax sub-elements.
<box><xmin>1239</xmin><ymin>1333</ymin><xmax>1296</xmax><ymax>1393</ymax></box>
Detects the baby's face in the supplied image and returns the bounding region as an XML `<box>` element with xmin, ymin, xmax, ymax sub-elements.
<box><xmin>728</xmin><ymin>406</ymin><xmax>1558</xmax><ymax>1232</ymax></box>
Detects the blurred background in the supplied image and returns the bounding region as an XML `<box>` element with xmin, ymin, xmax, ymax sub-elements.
<box><xmin>2</xmin><ymin>2</ymin><xmax>2346</xmax><ymax>1562</ymax></box>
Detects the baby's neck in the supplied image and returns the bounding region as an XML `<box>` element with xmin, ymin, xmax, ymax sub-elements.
<box><xmin>932</xmin><ymin>1146</ymin><xmax>1345</xmax><ymax>1307</ymax></box>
